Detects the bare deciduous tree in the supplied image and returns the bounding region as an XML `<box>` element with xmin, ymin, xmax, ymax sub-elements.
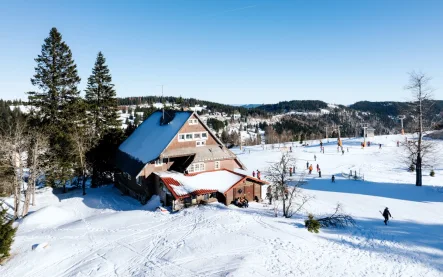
<box><xmin>266</xmin><ymin>153</ymin><xmax>312</xmax><ymax>218</ymax></box>
<box><xmin>404</xmin><ymin>71</ymin><xmax>435</xmax><ymax>186</ymax></box>
<box><xmin>71</xmin><ymin>125</ymin><xmax>95</xmax><ymax>196</ymax></box>
<box><xmin>22</xmin><ymin>129</ymin><xmax>49</xmax><ymax>216</ymax></box>
<box><xmin>0</xmin><ymin>119</ymin><xmax>28</xmax><ymax>219</ymax></box>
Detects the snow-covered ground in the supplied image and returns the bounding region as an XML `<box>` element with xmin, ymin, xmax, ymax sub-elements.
<box><xmin>1</xmin><ymin>134</ymin><xmax>443</xmax><ymax>276</ymax></box>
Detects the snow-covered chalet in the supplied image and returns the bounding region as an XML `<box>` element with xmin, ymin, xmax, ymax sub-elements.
<box><xmin>115</xmin><ymin>110</ymin><xmax>267</xmax><ymax>211</ymax></box>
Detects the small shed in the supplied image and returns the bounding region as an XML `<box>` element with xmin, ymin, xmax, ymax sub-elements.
<box><xmin>155</xmin><ymin>169</ymin><xmax>268</xmax><ymax>211</ymax></box>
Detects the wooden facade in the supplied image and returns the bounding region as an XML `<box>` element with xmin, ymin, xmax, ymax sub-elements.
<box><xmin>115</xmin><ymin>111</ymin><xmax>248</xmax><ymax>207</ymax></box>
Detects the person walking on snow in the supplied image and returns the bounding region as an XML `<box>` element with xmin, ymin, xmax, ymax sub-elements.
<box><xmin>308</xmin><ymin>164</ymin><xmax>313</xmax><ymax>174</ymax></box>
<box><xmin>306</xmin><ymin>161</ymin><xmax>309</xmax><ymax>169</ymax></box>
<box><xmin>252</xmin><ymin>171</ymin><xmax>256</xmax><ymax>178</ymax></box>
<box><xmin>382</xmin><ymin>207</ymin><xmax>392</xmax><ymax>225</ymax></box>
<box><xmin>318</xmin><ymin>169</ymin><xmax>321</xmax><ymax>178</ymax></box>
<box><xmin>257</xmin><ymin>170</ymin><xmax>261</xmax><ymax>180</ymax></box>
<box><xmin>314</xmin><ymin>155</ymin><xmax>317</xmax><ymax>161</ymax></box>
<box><xmin>316</xmin><ymin>164</ymin><xmax>320</xmax><ymax>172</ymax></box>
<box><xmin>331</xmin><ymin>175</ymin><xmax>335</xmax><ymax>183</ymax></box>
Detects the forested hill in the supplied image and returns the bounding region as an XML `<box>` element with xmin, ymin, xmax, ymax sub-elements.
<box><xmin>350</xmin><ymin>100</ymin><xmax>443</xmax><ymax>116</ymax></box>
<box><xmin>254</xmin><ymin>100</ymin><xmax>332</xmax><ymax>113</ymax></box>
<box><xmin>117</xmin><ymin>96</ymin><xmax>268</xmax><ymax>117</ymax></box>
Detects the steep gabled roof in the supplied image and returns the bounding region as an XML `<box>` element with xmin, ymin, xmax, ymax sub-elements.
<box><xmin>116</xmin><ymin>111</ymin><xmax>193</xmax><ymax>176</ymax></box>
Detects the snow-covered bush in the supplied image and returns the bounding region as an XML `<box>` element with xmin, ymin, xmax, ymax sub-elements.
<box><xmin>305</xmin><ymin>204</ymin><xmax>355</xmax><ymax>233</ymax></box>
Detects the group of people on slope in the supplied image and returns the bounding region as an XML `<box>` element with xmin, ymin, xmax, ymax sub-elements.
<box><xmin>233</xmin><ymin>196</ymin><xmax>249</xmax><ymax>208</ymax></box>
<box><xmin>306</xmin><ymin>161</ymin><xmax>321</xmax><ymax>177</ymax></box>
<box><xmin>252</xmin><ymin>170</ymin><xmax>261</xmax><ymax>180</ymax></box>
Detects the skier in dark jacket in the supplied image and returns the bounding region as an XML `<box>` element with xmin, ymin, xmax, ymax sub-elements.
<box><xmin>331</xmin><ymin>175</ymin><xmax>335</xmax><ymax>183</ymax></box>
<box><xmin>382</xmin><ymin>207</ymin><xmax>392</xmax><ymax>225</ymax></box>
<box><xmin>306</xmin><ymin>161</ymin><xmax>309</xmax><ymax>169</ymax></box>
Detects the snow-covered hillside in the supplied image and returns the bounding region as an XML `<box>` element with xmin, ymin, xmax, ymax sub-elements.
<box><xmin>1</xmin><ymin>135</ymin><xmax>443</xmax><ymax>277</ymax></box>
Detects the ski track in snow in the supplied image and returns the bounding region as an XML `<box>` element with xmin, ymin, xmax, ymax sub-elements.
<box><xmin>1</xmin><ymin>134</ymin><xmax>443</xmax><ymax>277</ymax></box>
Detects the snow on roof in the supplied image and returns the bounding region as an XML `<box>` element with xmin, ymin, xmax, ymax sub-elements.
<box><xmin>117</xmin><ymin>111</ymin><xmax>193</xmax><ymax>175</ymax></box>
<box><xmin>156</xmin><ymin>170</ymin><xmax>245</xmax><ymax>198</ymax></box>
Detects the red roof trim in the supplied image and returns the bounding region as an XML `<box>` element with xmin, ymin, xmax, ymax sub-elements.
<box><xmin>159</xmin><ymin>169</ymin><xmax>267</xmax><ymax>200</ymax></box>
<box><xmin>186</xmin><ymin>168</ymin><xmax>268</xmax><ymax>184</ymax></box>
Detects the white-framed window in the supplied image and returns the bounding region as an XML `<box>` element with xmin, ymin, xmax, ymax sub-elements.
<box><xmin>136</xmin><ymin>176</ymin><xmax>142</xmax><ymax>186</ymax></box>
<box><xmin>201</xmin><ymin>132</ymin><xmax>208</xmax><ymax>140</ymax></box>
<box><xmin>196</xmin><ymin>140</ymin><xmax>206</xmax><ymax>147</ymax></box>
<box><xmin>188</xmin><ymin>162</ymin><xmax>205</xmax><ymax>173</ymax></box>
<box><xmin>185</xmin><ymin>133</ymin><xmax>193</xmax><ymax>140</ymax></box>
<box><xmin>155</xmin><ymin>159</ymin><xmax>163</xmax><ymax>167</ymax></box>
<box><xmin>178</xmin><ymin>134</ymin><xmax>185</xmax><ymax>141</ymax></box>
<box><xmin>194</xmin><ymin>133</ymin><xmax>201</xmax><ymax>139</ymax></box>
<box><xmin>188</xmin><ymin>119</ymin><xmax>198</xmax><ymax>125</ymax></box>
<box><xmin>215</xmin><ymin>161</ymin><xmax>220</xmax><ymax>170</ymax></box>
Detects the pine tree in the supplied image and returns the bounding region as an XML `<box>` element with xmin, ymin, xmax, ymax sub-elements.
<box><xmin>0</xmin><ymin>207</ymin><xmax>17</xmax><ymax>262</ymax></box>
<box><xmin>28</xmin><ymin>27</ymin><xmax>82</xmax><ymax>190</ymax></box>
<box><xmin>85</xmin><ymin>52</ymin><xmax>119</xmax><ymax>137</ymax></box>
<box><xmin>29</xmin><ymin>27</ymin><xmax>81</xmax><ymax>129</ymax></box>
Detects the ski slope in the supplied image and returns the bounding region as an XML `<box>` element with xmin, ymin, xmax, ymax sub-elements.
<box><xmin>1</xmin><ymin>135</ymin><xmax>443</xmax><ymax>277</ymax></box>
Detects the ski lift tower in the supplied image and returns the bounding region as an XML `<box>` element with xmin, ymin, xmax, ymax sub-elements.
<box><xmin>360</xmin><ymin>123</ymin><xmax>369</xmax><ymax>146</ymax></box>
<box><xmin>398</xmin><ymin>115</ymin><xmax>406</xmax><ymax>135</ymax></box>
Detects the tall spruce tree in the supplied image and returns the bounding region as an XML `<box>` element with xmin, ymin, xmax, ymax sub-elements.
<box><xmin>28</xmin><ymin>28</ymin><xmax>82</xmax><ymax>191</ymax></box>
<box><xmin>29</xmin><ymin>27</ymin><xmax>81</xmax><ymax>128</ymax></box>
<box><xmin>85</xmin><ymin>52</ymin><xmax>119</xmax><ymax>137</ymax></box>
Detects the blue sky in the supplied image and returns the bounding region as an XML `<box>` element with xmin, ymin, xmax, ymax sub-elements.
<box><xmin>0</xmin><ymin>0</ymin><xmax>442</xmax><ymax>104</ymax></box>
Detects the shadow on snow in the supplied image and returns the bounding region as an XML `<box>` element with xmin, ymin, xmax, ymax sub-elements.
<box><xmin>303</xmin><ymin>177</ymin><xmax>443</xmax><ymax>203</ymax></box>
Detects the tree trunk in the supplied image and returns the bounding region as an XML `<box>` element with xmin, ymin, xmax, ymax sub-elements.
<box><xmin>82</xmin><ymin>170</ymin><xmax>87</xmax><ymax>196</ymax></box>
<box><xmin>31</xmin><ymin>179</ymin><xmax>36</xmax><ymax>206</ymax></box>
<box><xmin>416</xmin><ymin>154</ymin><xmax>422</xmax><ymax>186</ymax></box>
<box><xmin>14</xmin><ymin>179</ymin><xmax>20</xmax><ymax>219</ymax></box>
<box><xmin>417</xmin><ymin>87</ymin><xmax>423</xmax><ymax>187</ymax></box>
<box><xmin>22</xmin><ymin>189</ymin><xmax>30</xmax><ymax>217</ymax></box>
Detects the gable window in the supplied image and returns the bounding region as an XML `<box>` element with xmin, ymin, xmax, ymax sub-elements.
<box><xmin>155</xmin><ymin>159</ymin><xmax>163</xmax><ymax>167</ymax></box>
<box><xmin>178</xmin><ymin>134</ymin><xmax>185</xmax><ymax>141</ymax></box>
<box><xmin>136</xmin><ymin>176</ymin><xmax>143</xmax><ymax>186</ymax></box>
<box><xmin>188</xmin><ymin>119</ymin><xmax>198</xmax><ymax>125</ymax></box>
<box><xmin>196</xmin><ymin>140</ymin><xmax>206</xmax><ymax>147</ymax></box>
<box><xmin>201</xmin><ymin>132</ymin><xmax>208</xmax><ymax>139</ymax></box>
<box><xmin>194</xmin><ymin>133</ymin><xmax>201</xmax><ymax>139</ymax></box>
<box><xmin>185</xmin><ymin>133</ymin><xmax>193</xmax><ymax>140</ymax></box>
<box><xmin>215</xmin><ymin>161</ymin><xmax>220</xmax><ymax>170</ymax></box>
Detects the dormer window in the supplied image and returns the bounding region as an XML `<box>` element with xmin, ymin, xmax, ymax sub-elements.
<box><xmin>155</xmin><ymin>159</ymin><xmax>163</xmax><ymax>167</ymax></box>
